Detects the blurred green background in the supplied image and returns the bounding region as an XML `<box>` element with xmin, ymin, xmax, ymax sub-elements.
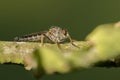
<box><xmin>0</xmin><ymin>0</ymin><xmax>120</xmax><ymax>80</ymax></box>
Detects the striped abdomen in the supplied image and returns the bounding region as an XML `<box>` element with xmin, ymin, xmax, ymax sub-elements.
<box><xmin>14</xmin><ymin>32</ymin><xmax>44</xmax><ymax>42</ymax></box>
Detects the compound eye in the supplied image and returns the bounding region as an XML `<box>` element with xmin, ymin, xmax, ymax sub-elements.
<box><xmin>62</xmin><ymin>29</ymin><xmax>67</xmax><ymax>36</ymax></box>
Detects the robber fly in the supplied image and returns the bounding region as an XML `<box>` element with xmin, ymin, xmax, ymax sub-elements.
<box><xmin>14</xmin><ymin>26</ymin><xmax>79</xmax><ymax>49</ymax></box>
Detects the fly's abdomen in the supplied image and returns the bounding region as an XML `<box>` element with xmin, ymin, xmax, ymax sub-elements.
<box><xmin>14</xmin><ymin>32</ymin><xmax>42</xmax><ymax>42</ymax></box>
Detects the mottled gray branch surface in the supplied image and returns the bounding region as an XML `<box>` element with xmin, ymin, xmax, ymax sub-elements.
<box><xmin>0</xmin><ymin>41</ymin><xmax>91</xmax><ymax>72</ymax></box>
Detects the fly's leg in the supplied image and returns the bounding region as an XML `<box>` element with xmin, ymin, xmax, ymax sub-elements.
<box><xmin>68</xmin><ymin>36</ymin><xmax>80</xmax><ymax>48</ymax></box>
<box><xmin>40</xmin><ymin>34</ymin><xmax>45</xmax><ymax>47</ymax></box>
<box><xmin>56</xmin><ymin>42</ymin><xmax>62</xmax><ymax>50</ymax></box>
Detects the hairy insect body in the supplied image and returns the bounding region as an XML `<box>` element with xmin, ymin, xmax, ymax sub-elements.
<box><xmin>14</xmin><ymin>26</ymin><xmax>78</xmax><ymax>48</ymax></box>
<box><xmin>15</xmin><ymin>27</ymin><xmax>70</xmax><ymax>43</ymax></box>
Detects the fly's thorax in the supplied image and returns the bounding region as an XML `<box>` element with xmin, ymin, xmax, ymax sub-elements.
<box><xmin>45</xmin><ymin>27</ymin><xmax>70</xmax><ymax>43</ymax></box>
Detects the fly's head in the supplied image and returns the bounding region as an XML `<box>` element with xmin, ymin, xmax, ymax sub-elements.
<box><xmin>45</xmin><ymin>26</ymin><xmax>70</xmax><ymax>43</ymax></box>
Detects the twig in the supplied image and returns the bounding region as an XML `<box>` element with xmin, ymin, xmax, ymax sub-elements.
<box><xmin>0</xmin><ymin>21</ymin><xmax>120</xmax><ymax>79</ymax></box>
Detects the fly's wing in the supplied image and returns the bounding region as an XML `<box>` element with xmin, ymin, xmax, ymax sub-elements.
<box><xmin>14</xmin><ymin>31</ymin><xmax>47</xmax><ymax>42</ymax></box>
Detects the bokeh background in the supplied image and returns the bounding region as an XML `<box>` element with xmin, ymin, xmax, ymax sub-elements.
<box><xmin>0</xmin><ymin>0</ymin><xmax>120</xmax><ymax>80</ymax></box>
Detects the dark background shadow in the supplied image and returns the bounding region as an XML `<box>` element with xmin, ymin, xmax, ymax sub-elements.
<box><xmin>0</xmin><ymin>0</ymin><xmax>120</xmax><ymax>80</ymax></box>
